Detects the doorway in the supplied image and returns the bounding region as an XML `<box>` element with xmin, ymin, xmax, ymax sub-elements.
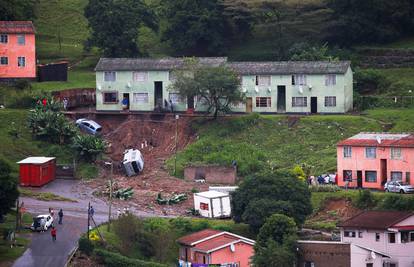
<box><xmin>357</xmin><ymin>171</ymin><xmax>363</xmax><ymax>188</ymax></box>
<box><xmin>187</xmin><ymin>95</ymin><xmax>194</xmax><ymax>109</ymax></box>
<box><xmin>154</xmin><ymin>81</ymin><xmax>163</xmax><ymax>110</ymax></box>
<box><xmin>381</xmin><ymin>159</ymin><xmax>387</xmax><ymax>185</ymax></box>
<box><xmin>246</xmin><ymin>97</ymin><xmax>253</xmax><ymax>113</ymax></box>
<box><xmin>277</xmin><ymin>86</ymin><xmax>286</xmax><ymax>112</ymax></box>
<box><xmin>311</xmin><ymin>97</ymin><xmax>317</xmax><ymax>114</ymax></box>
<box><xmin>122</xmin><ymin>93</ymin><xmax>130</xmax><ymax>110</ymax></box>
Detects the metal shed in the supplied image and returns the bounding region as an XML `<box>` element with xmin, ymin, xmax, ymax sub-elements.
<box><xmin>17</xmin><ymin>157</ymin><xmax>56</xmax><ymax>187</ymax></box>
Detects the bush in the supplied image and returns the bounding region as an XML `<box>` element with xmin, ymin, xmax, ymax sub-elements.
<box><xmin>71</xmin><ymin>135</ymin><xmax>106</xmax><ymax>162</ymax></box>
<box><xmin>14</xmin><ymin>79</ymin><xmax>32</xmax><ymax>90</ymax></box>
<box><xmin>377</xmin><ymin>195</ymin><xmax>414</xmax><ymax>211</ymax></box>
<box><xmin>354</xmin><ymin>190</ymin><xmax>377</xmax><ymax>209</ymax></box>
<box><xmin>94</xmin><ymin>248</ymin><xmax>168</xmax><ymax>267</ymax></box>
<box><xmin>354</xmin><ymin>68</ymin><xmax>390</xmax><ymax>95</ymax></box>
<box><xmin>78</xmin><ymin>236</ymin><xmax>94</xmax><ymax>255</ymax></box>
<box><xmin>309</xmin><ymin>185</ymin><xmax>341</xmax><ymax>192</ymax></box>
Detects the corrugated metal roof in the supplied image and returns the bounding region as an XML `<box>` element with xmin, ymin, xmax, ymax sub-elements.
<box><xmin>0</xmin><ymin>21</ymin><xmax>35</xmax><ymax>34</ymax></box>
<box><xmin>338</xmin><ymin>211</ymin><xmax>414</xmax><ymax>230</ymax></box>
<box><xmin>194</xmin><ymin>234</ymin><xmax>239</xmax><ymax>252</ymax></box>
<box><xmin>17</xmin><ymin>157</ymin><xmax>55</xmax><ymax>164</ymax></box>
<box><xmin>337</xmin><ymin>132</ymin><xmax>414</xmax><ymax>147</ymax></box>
<box><xmin>177</xmin><ymin>229</ymin><xmax>222</xmax><ymax>246</ymax></box>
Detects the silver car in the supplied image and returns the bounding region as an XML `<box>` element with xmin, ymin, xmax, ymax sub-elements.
<box><xmin>75</xmin><ymin>118</ymin><xmax>102</xmax><ymax>135</ymax></box>
<box><xmin>384</xmin><ymin>181</ymin><xmax>414</xmax><ymax>194</ymax></box>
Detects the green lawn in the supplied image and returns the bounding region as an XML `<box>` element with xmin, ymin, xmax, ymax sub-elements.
<box><xmin>30</xmin><ymin>68</ymin><xmax>95</xmax><ymax>92</ymax></box>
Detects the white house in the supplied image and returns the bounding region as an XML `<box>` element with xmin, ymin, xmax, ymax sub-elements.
<box><xmin>193</xmin><ymin>191</ymin><xmax>231</xmax><ymax>218</ymax></box>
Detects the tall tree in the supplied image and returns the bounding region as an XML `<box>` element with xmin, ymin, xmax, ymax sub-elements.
<box><xmin>0</xmin><ymin>0</ymin><xmax>37</xmax><ymax>21</ymax></box>
<box><xmin>231</xmin><ymin>171</ymin><xmax>312</xmax><ymax>232</ymax></box>
<box><xmin>161</xmin><ymin>0</ymin><xmax>232</xmax><ymax>56</ymax></box>
<box><xmin>169</xmin><ymin>62</ymin><xmax>243</xmax><ymax>118</ymax></box>
<box><xmin>0</xmin><ymin>160</ymin><xmax>19</xmax><ymax>222</ymax></box>
<box><xmin>84</xmin><ymin>0</ymin><xmax>158</xmax><ymax>57</ymax></box>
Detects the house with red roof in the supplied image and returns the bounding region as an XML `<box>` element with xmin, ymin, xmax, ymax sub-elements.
<box><xmin>0</xmin><ymin>21</ymin><xmax>36</xmax><ymax>81</ymax></box>
<box><xmin>177</xmin><ymin>229</ymin><xmax>255</xmax><ymax>267</ymax></box>
<box><xmin>337</xmin><ymin>132</ymin><xmax>414</xmax><ymax>189</ymax></box>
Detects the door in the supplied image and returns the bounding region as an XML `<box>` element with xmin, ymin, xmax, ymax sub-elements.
<box><xmin>380</xmin><ymin>159</ymin><xmax>387</xmax><ymax>186</ymax></box>
<box><xmin>311</xmin><ymin>97</ymin><xmax>317</xmax><ymax>113</ymax></box>
<box><xmin>187</xmin><ymin>95</ymin><xmax>194</xmax><ymax>109</ymax></box>
<box><xmin>122</xmin><ymin>93</ymin><xmax>130</xmax><ymax>110</ymax></box>
<box><xmin>357</xmin><ymin>171</ymin><xmax>363</xmax><ymax>188</ymax></box>
<box><xmin>154</xmin><ymin>81</ymin><xmax>163</xmax><ymax>110</ymax></box>
<box><xmin>246</xmin><ymin>97</ymin><xmax>253</xmax><ymax>113</ymax></box>
<box><xmin>277</xmin><ymin>86</ymin><xmax>286</xmax><ymax>112</ymax></box>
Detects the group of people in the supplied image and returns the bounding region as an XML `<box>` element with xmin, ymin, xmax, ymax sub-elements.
<box><xmin>307</xmin><ymin>174</ymin><xmax>337</xmax><ymax>186</ymax></box>
<box><xmin>48</xmin><ymin>208</ymin><xmax>64</xmax><ymax>242</ymax></box>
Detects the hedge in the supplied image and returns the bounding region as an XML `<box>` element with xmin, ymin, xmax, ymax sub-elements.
<box><xmin>94</xmin><ymin>248</ymin><xmax>169</xmax><ymax>267</ymax></box>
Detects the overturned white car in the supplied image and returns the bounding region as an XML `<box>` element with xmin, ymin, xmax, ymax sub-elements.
<box><xmin>123</xmin><ymin>149</ymin><xmax>144</xmax><ymax>176</ymax></box>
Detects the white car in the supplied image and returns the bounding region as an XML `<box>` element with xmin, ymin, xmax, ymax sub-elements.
<box><xmin>384</xmin><ymin>181</ymin><xmax>414</xmax><ymax>194</ymax></box>
<box><xmin>75</xmin><ymin>118</ymin><xmax>102</xmax><ymax>135</ymax></box>
<box><xmin>31</xmin><ymin>214</ymin><xmax>54</xmax><ymax>231</ymax></box>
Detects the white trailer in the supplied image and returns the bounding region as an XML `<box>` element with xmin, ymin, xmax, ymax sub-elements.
<box><xmin>123</xmin><ymin>149</ymin><xmax>144</xmax><ymax>177</ymax></box>
<box><xmin>193</xmin><ymin>191</ymin><xmax>231</xmax><ymax>218</ymax></box>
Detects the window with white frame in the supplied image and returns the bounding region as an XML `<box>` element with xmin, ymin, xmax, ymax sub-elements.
<box><xmin>255</xmin><ymin>75</ymin><xmax>271</xmax><ymax>86</ymax></box>
<box><xmin>343</xmin><ymin>170</ymin><xmax>352</xmax><ymax>182</ymax></box>
<box><xmin>133</xmin><ymin>93</ymin><xmax>149</xmax><ymax>104</ymax></box>
<box><xmin>391</xmin><ymin>171</ymin><xmax>402</xmax><ymax>181</ymax></box>
<box><xmin>292</xmin><ymin>74</ymin><xmax>307</xmax><ymax>85</ymax></box>
<box><xmin>365</xmin><ymin>171</ymin><xmax>377</xmax><ymax>182</ymax></box>
<box><xmin>304</xmin><ymin>261</ymin><xmax>315</xmax><ymax>267</ymax></box>
<box><xmin>103</xmin><ymin>92</ymin><xmax>118</xmax><ymax>103</ymax></box>
<box><xmin>0</xmin><ymin>57</ymin><xmax>8</xmax><ymax>65</ymax></box>
<box><xmin>343</xmin><ymin>146</ymin><xmax>352</xmax><ymax>158</ymax></box>
<box><xmin>133</xmin><ymin>71</ymin><xmax>148</xmax><ymax>82</ymax></box>
<box><xmin>104</xmin><ymin>71</ymin><xmax>116</xmax><ymax>82</ymax></box>
<box><xmin>365</xmin><ymin>147</ymin><xmax>376</xmax><ymax>159</ymax></box>
<box><xmin>325</xmin><ymin>74</ymin><xmax>336</xmax><ymax>86</ymax></box>
<box><xmin>256</xmin><ymin>97</ymin><xmax>271</xmax><ymax>107</ymax></box>
<box><xmin>325</xmin><ymin>96</ymin><xmax>336</xmax><ymax>107</ymax></box>
<box><xmin>375</xmin><ymin>233</ymin><xmax>380</xmax><ymax>241</ymax></box>
<box><xmin>169</xmin><ymin>93</ymin><xmax>183</xmax><ymax>104</ymax></box>
<box><xmin>0</xmin><ymin>34</ymin><xmax>7</xmax><ymax>44</ymax></box>
<box><xmin>344</xmin><ymin>231</ymin><xmax>356</xmax><ymax>237</ymax></box>
<box><xmin>292</xmin><ymin>97</ymin><xmax>307</xmax><ymax>107</ymax></box>
<box><xmin>17</xmin><ymin>57</ymin><xmax>25</xmax><ymax>67</ymax></box>
<box><xmin>17</xmin><ymin>35</ymin><xmax>25</xmax><ymax>45</ymax></box>
<box><xmin>388</xmin><ymin>233</ymin><xmax>396</xmax><ymax>243</ymax></box>
<box><xmin>391</xmin><ymin>147</ymin><xmax>402</xmax><ymax>160</ymax></box>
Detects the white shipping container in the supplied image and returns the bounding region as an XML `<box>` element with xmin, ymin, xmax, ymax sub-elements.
<box><xmin>194</xmin><ymin>191</ymin><xmax>231</xmax><ymax>218</ymax></box>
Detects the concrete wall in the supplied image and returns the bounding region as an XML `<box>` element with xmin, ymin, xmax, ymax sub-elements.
<box><xmin>210</xmin><ymin>242</ymin><xmax>253</xmax><ymax>267</ymax></box>
<box><xmin>184</xmin><ymin>165</ymin><xmax>237</xmax><ymax>185</ymax></box>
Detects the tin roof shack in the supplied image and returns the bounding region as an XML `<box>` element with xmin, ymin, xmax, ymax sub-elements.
<box><xmin>194</xmin><ymin>191</ymin><xmax>231</xmax><ymax>218</ymax></box>
<box><xmin>17</xmin><ymin>157</ymin><xmax>56</xmax><ymax>187</ymax></box>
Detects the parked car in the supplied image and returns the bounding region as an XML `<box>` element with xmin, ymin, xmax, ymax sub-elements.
<box><xmin>31</xmin><ymin>214</ymin><xmax>54</xmax><ymax>231</ymax></box>
<box><xmin>384</xmin><ymin>181</ymin><xmax>414</xmax><ymax>194</ymax></box>
<box><xmin>75</xmin><ymin>118</ymin><xmax>102</xmax><ymax>135</ymax></box>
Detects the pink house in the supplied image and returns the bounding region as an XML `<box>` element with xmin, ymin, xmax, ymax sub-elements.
<box><xmin>177</xmin><ymin>229</ymin><xmax>255</xmax><ymax>267</ymax></box>
<box><xmin>337</xmin><ymin>133</ymin><xmax>414</xmax><ymax>190</ymax></box>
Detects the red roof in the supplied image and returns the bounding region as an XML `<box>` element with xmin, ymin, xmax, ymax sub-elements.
<box><xmin>0</xmin><ymin>21</ymin><xmax>35</xmax><ymax>34</ymax></box>
<box><xmin>177</xmin><ymin>229</ymin><xmax>221</xmax><ymax>246</ymax></box>
<box><xmin>391</xmin><ymin>225</ymin><xmax>414</xmax><ymax>231</ymax></box>
<box><xmin>337</xmin><ymin>133</ymin><xmax>414</xmax><ymax>148</ymax></box>
<box><xmin>338</xmin><ymin>211</ymin><xmax>414</xmax><ymax>230</ymax></box>
<box><xmin>194</xmin><ymin>234</ymin><xmax>239</xmax><ymax>252</ymax></box>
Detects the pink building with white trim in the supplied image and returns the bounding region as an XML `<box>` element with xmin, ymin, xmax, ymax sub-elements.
<box><xmin>337</xmin><ymin>133</ymin><xmax>414</xmax><ymax>190</ymax></box>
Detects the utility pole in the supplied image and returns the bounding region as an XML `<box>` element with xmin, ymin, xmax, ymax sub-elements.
<box><xmin>105</xmin><ymin>162</ymin><xmax>113</xmax><ymax>232</ymax></box>
<box><xmin>15</xmin><ymin>199</ymin><xmax>19</xmax><ymax>231</ymax></box>
<box><xmin>174</xmin><ymin>114</ymin><xmax>179</xmax><ymax>175</ymax></box>
<box><xmin>87</xmin><ymin>201</ymin><xmax>90</xmax><ymax>240</ymax></box>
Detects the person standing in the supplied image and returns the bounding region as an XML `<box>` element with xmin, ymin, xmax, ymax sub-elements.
<box><xmin>58</xmin><ymin>209</ymin><xmax>63</xmax><ymax>224</ymax></box>
<box><xmin>89</xmin><ymin>206</ymin><xmax>95</xmax><ymax>217</ymax></box>
<box><xmin>63</xmin><ymin>98</ymin><xmax>68</xmax><ymax>110</ymax></box>
<box><xmin>51</xmin><ymin>227</ymin><xmax>57</xmax><ymax>242</ymax></box>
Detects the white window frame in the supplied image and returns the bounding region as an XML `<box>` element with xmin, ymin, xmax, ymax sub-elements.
<box><xmin>102</xmin><ymin>91</ymin><xmax>118</xmax><ymax>104</ymax></box>
<box><xmin>256</xmin><ymin>97</ymin><xmax>271</xmax><ymax>108</ymax></box>
<box><xmin>133</xmin><ymin>93</ymin><xmax>149</xmax><ymax>104</ymax></box>
<box><xmin>292</xmin><ymin>97</ymin><xmax>307</xmax><ymax>107</ymax></box>
<box><xmin>17</xmin><ymin>34</ymin><xmax>25</xmax><ymax>45</ymax></box>
<box><xmin>365</xmin><ymin>147</ymin><xmax>376</xmax><ymax>159</ymax></box>
<box><xmin>292</xmin><ymin>74</ymin><xmax>307</xmax><ymax>86</ymax></box>
<box><xmin>0</xmin><ymin>34</ymin><xmax>8</xmax><ymax>44</ymax></box>
<box><xmin>344</xmin><ymin>230</ymin><xmax>356</xmax><ymax>238</ymax></box>
<box><xmin>104</xmin><ymin>71</ymin><xmax>116</xmax><ymax>82</ymax></box>
<box><xmin>391</xmin><ymin>171</ymin><xmax>403</xmax><ymax>181</ymax></box>
<box><xmin>133</xmin><ymin>71</ymin><xmax>149</xmax><ymax>82</ymax></box>
<box><xmin>325</xmin><ymin>74</ymin><xmax>336</xmax><ymax>86</ymax></box>
<box><xmin>17</xmin><ymin>56</ymin><xmax>25</xmax><ymax>67</ymax></box>
<box><xmin>365</xmin><ymin>171</ymin><xmax>377</xmax><ymax>183</ymax></box>
<box><xmin>325</xmin><ymin>96</ymin><xmax>336</xmax><ymax>107</ymax></box>
<box><xmin>343</xmin><ymin>146</ymin><xmax>352</xmax><ymax>158</ymax></box>
<box><xmin>0</xmin><ymin>57</ymin><xmax>8</xmax><ymax>65</ymax></box>
<box><xmin>391</xmin><ymin>147</ymin><xmax>402</xmax><ymax>160</ymax></box>
<box><xmin>255</xmin><ymin>75</ymin><xmax>271</xmax><ymax>86</ymax></box>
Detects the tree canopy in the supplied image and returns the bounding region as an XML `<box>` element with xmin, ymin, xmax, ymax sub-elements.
<box><xmin>84</xmin><ymin>0</ymin><xmax>158</xmax><ymax>57</ymax></box>
<box><xmin>231</xmin><ymin>171</ymin><xmax>312</xmax><ymax>232</ymax></box>
<box><xmin>0</xmin><ymin>159</ymin><xmax>19</xmax><ymax>222</ymax></box>
<box><xmin>0</xmin><ymin>0</ymin><xmax>37</xmax><ymax>21</ymax></box>
<box><xmin>169</xmin><ymin>63</ymin><xmax>243</xmax><ymax>118</ymax></box>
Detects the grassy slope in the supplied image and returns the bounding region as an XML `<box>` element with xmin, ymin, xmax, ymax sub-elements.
<box><xmin>170</xmin><ymin>109</ymin><xmax>414</xmax><ymax>178</ymax></box>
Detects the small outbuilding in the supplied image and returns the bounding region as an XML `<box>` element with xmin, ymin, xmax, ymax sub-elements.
<box><xmin>193</xmin><ymin>191</ymin><xmax>231</xmax><ymax>218</ymax></box>
<box><xmin>17</xmin><ymin>157</ymin><xmax>56</xmax><ymax>187</ymax></box>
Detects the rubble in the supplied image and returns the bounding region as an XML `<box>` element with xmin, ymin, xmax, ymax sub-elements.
<box><xmin>156</xmin><ymin>193</ymin><xmax>188</xmax><ymax>205</ymax></box>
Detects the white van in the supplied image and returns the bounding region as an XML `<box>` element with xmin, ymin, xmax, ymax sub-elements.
<box><xmin>123</xmin><ymin>149</ymin><xmax>144</xmax><ymax>176</ymax></box>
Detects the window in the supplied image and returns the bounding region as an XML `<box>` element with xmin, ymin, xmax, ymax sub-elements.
<box><xmin>200</xmin><ymin>203</ymin><xmax>209</xmax><ymax>210</ymax></box>
<box><xmin>343</xmin><ymin>170</ymin><xmax>352</xmax><ymax>182</ymax></box>
<box><xmin>103</xmin><ymin>92</ymin><xmax>118</xmax><ymax>103</ymax></box>
<box><xmin>344</xmin><ymin>231</ymin><xmax>356</xmax><ymax>237</ymax></box>
<box><xmin>304</xmin><ymin>262</ymin><xmax>315</xmax><ymax>267</ymax></box>
<box><xmin>325</xmin><ymin>74</ymin><xmax>336</xmax><ymax>86</ymax></box>
<box><xmin>365</xmin><ymin>147</ymin><xmax>376</xmax><ymax>159</ymax></box>
<box><xmin>388</xmin><ymin>233</ymin><xmax>396</xmax><ymax>243</ymax></box>
<box><xmin>255</xmin><ymin>75</ymin><xmax>271</xmax><ymax>86</ymax></box>
<box><xmin>133</xmin><ymin>93</ymin><xmax>148</xmax><ymax>104</ymax></box>
<box><xmin>169</xmin><ymin>93</ymin><xmax>183</xmax><ymax>104</ymax></box>
<box><xmin>104</xmin><ymin>71</ymin><xmax>116</xmax><ymax>82</ymax></box>
<box><xmin>410</xmin><ymin>232</ymin><xmax>414</xmax><ymax>242</ymax></box>
<box><xmin>365</xmin><ymin>171</ymin><xmax>377</xmax><ymax>183</ymax></box>
<box><xmin>391</xmin><ymin>147</ymin><xmax>402</xmax><ymax>160</ymax></box>
<box><xmin>407</xmin><ymin>172</ymin><xmax>411</xmax><ymax>184</ymax></box>
<box><xmin>17</xmin><ymin>35</ymin><xmax>25</xmax><ymax>45</ymax></box>
<box><xmin>366</xmin><ymin>264</ymin><xmax>373</xmax><ymax>267</ymax></box>
<box><xmin>375</xmin><ymin>233</ymin><xmax>380</xmax><ymax>241</ymax></box>
<box><xmin>292</xmin><ymin>97</ymin><xmax>307</xmax><ymax>107</ymax></box>
<box><xmin>256</xmin><ymin>97</ymin><xmax>271</xmax><ymax>107</ymax></box>
<box><xmin>0</xmin><ymin>34</ymin><xmax>7</xmax><ymax>43</ymax></box>
<box><xmin>324</xmin><ymin>96</ymin><xmax>336</xmax><ymax>107</ymax></box>
<box><xmin>343</xmin><ymin>146</ymin><xmax>352</xmax><ymax>158</ymax></box>
<box><xmin>17</xmin><ymin>57</ymin><xmax>25</xmax><ymax>67</ymax></box>
<box><xmin>292</xmin><ymin>74</ymin><xmax>307</xmax><ymax>85</ymax></box>
<box><xmin>0</xmin><ymin>57</ymin><xmax>8</xmax><ymax>65</ymax></box>
<box><xmin>358</xmin><ymin>231</ymin><xmax>363</xmax><ymax>238</ymax></box>
<box><xmin>401</xmin><ymin>232</ymin><xmax>409</xmax><ymax>243</ymax></box>
<box><xmin>133</xmin><ymin>71</ymin><xmax>148</xmax><ymax>82</ymax></box>
<box><xmin>391</xmin><ymin>172</ymin><xmax>403</xmax><ymax>181</ymax></box>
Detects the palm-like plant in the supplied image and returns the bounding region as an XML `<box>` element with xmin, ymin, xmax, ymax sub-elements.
<box><xmin>71</xmin><ymin>135</ymin><xmax>106</xmax><ymax>162</ymax></box>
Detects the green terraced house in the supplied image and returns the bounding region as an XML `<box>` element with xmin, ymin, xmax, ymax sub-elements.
<box><xmin>94</xmin><ymin>57</ymin><xmax>353</xmax><ymax>114</ymax></box>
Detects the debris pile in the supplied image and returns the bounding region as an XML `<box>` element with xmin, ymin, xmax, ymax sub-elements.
<box><xmin>156</xmin><ymin>193</ymin><xmax>187</xmax><ymax>205</ymax></box>
<box><xmin>101</xmin><ymin>182</ymin><xmax>134</xmax><ymax>200</ymax></box>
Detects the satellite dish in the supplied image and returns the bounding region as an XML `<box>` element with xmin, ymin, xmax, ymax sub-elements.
<box><xmin>268</xmin><ymin>87</ymin><xmax>272</xmax><ymax>93</ymax></box>
<box><xmin>371</xmin><ymin>251</ymin><xmax>376</xmax><ymax>259</ymax></box>
<box><xmin>308</xmin><ymin>84</ymin><xmax>313</xmax><ymax>90</ymax></box>
<box><xmin>230</xmin><ymin>243</ymin><xmax>235</xmax><ymax>252</ymax></box>
<box><xmin>242</xmin><ymin>87</ymin><xmax>247</xmax><ymax>93</ymax></box>
<box><xmin>254</xmin><ymin>86</ymin><xmax>259</xmax><ymax>93</ymax></box>
<box><xmin>376</xmin><ymin>136</ymin><xmax>382</xmax><ymax>144</ymax></box>
<box><xmin>97</xmin><ymin>85</ymin><xmax>102</xmax><ymax>91</ymax></box>
<box><xmin>127</xmin><ymin>82</ymin><xmax>131</xmax><ymax>88</ymax></box>
<box><xmin>298</xmin><ymin>86</ymin><xmax>303</xmax><ymax>94</ymax></box>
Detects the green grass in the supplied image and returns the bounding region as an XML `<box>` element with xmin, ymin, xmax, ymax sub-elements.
<box><xmin>365</xmin><ymin>108</ymin><xmax>414</xmax><ymax>132</ymax></box>
<box><xmin>19</xmin><ymin>188</ymin><xmax>77</xmax><ymax>202</ymax></box>
<box><xmin>76</xmin><ymin>163</ymin><xmax>99</xmax><ymax>180</ymax></box>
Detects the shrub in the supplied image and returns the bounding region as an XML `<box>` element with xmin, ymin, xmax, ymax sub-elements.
<box><xmin>377</xmin><ymin>195</ymin><xmax>414</xmax><ymax>211</ymax></box>
<box><xmin>14</xmin><ymin>79</ymin><xmax>32</xmax><ymax>90</ymax></box>
<box><xmin>94</xmin><ymin>248</ymin><xmax>168</xmax><ymax>267</ymax></box>
<box><xmin>71</xmin><ymin>135</ymin><xmax>106</xmax><ymax>162</ymax></box>
<box><xmin>78</xmin><ymin>236</ymin><xmax>94</xmax><ymax>255</ymax></box>
<box><xmin>354</xmin><ymin>190</ymin><xmax>377</xmax><ymax>209</ymax></box>
<box><xmin>309</xmin><ymin>184</ymin><xmax>341</xmax><ymax>192</ymax></box>
<box><xmin>354</xmin><ymin>68</ymin><xmax>390</xmax><ymax>95</ymax></box>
